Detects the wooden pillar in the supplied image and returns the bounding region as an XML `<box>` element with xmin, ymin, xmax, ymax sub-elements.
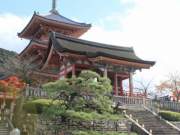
<box><xmin>129</xmin><ymin>72</ymin><xmax>134</xmax><ymax>97</ymax></box>
<box><xmin>72</xmin><ymin>64</ymin><xmax>76</xmax><ymax>77</ymax></box>
<box><xmin>119</xmin><ymin>79</ymin><xmax>124</xmax><ymax>96</ymax></box>
<box><xmin>103</xmin><ymin>66</ymin><xmax>108</xmax><ymax>78</ymax></box>
<box><xmin>114</xmin><ymin>73</ymin><xmax>118</xmax><ymax>96</ymax></box>
<box><xmin>64</xmin><ymin>64</ymin><xmax>67</xmax><ymax>78</ymax></box>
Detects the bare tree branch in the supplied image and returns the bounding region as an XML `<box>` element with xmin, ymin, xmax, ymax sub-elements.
<box><xmin>156</xmin><ymin>72</ymin><xmax>180</xmax><ymax>101</ymax></box>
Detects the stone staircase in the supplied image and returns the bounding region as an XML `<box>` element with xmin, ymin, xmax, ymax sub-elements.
<box><xmin>0</xmin><ymin>120</ymin><xmax>9</xmax><ymax>135</ymax></box>
<box><xmin>127</xmin><ymin>110</ymin><xmax>180</xmax><ymax>135</ymax></box>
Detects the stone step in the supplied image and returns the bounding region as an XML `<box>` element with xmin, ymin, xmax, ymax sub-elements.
<box><xmin>127</xmin><ymin>110</ymin><xmax>180</xmax><ymax>135</ymax></box>
<box><xmin>0</xmin><ymin>131</ymin><xmax>9</xmax><ymax>135</ymax></box>
<box><xmin>0</xmin><ymin>121</ymin><xmax>9</xmax><ymax>135</ymax></box>
<box><xmin>0</xmin><ymin>130</ymin><xmax>8</xmax><ymax>132</ymax></box>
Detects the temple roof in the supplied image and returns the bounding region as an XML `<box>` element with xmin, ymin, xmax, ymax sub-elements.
<box><xmin>44</xmin><ymin>13</ymin><xmax>90</xmax><ymax>27</ymax></box>
<box><xmin>49</xmin><ymin>32</ymin><xmax>155</xmax><ymax>66</ymax></box>
<box><xmin>19</xmin><ymin>39</ymin><xmax>48</xmax><ymax>57</ymax></box>
<box><xmin>18</xmin><ymin>12</ymin><xmax>91</xmax><ymax>39</ymax></box>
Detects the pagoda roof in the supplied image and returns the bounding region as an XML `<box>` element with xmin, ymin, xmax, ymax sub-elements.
<box><xmin>44</xmin><ymin>13</ymin><xmax>90</xmax><ymax>27</ymax></box>
<box><xmin>45</xmin><ymin>32</ymin><xmax>155</xmax><ymax>68</ymax></box>
<box><xmin>18</xmin><ymin>12</ymin><xmax>91</xmax><ymax>39</ymax></box>
<box><xmin>19</xmin><ymin>39</ymin><xmax>48</xmax><ymax>57</ymax></box>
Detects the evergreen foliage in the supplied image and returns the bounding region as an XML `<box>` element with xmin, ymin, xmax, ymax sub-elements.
<box><xmin>0</xmin><ymin>48</ymin><xmax>17</xmax><ymax>74</ymax></box>
<box><xmin>23</xmin><ymin>70</ymin><xmax>126</xmax><ymax>134</ymax></box>
<box><xmin>62</xmin><ymin>110</ymin><xmax>122</xmax><ymax>121</ymax></box>
<box><xmin>159</xmin><ymin>110</ymin><xmax>180</xmax><ymax>121</ymax></box>
<box><xmin>13</xmin><ymin>96</ymin><xmax>38</xmax><ymax>135</ymax></box>
<box><xmin>43</xmin><ymin>70</ymin><xmax>114</xmax><ymax>120</ymax></box>
<box><xmin>23</xmin><ymin>99</ymin><xmax>58</xmax><ymax>114</ymax></box>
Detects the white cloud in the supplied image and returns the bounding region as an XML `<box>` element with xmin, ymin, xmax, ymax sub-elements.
<box><xmin>82</xmin><ymin>0</ymin><xmax>180</xmax><ymax>85</ymax></box>
<box><xmin>122</xmin><ymin>0</ymin><xmax>180</xmax><ymax>83</ymax></box>
<box><xmin>0</xmin><ymin>13</ymin><xmax>29</xmax><ymax>52</ymax></box>
<box><xmin>1</xmin><ymin>0</ymin><xmax>180</xmax><ymax>88</ymax></box>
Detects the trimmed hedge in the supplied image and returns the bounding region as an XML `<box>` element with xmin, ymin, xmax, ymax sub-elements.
<box><xmin>23</xmin><ymin>99</ymin><xmax>57</xmax><ymax>114</ymax></box>
<box><xmin>65</xmin><ymin>110</ymin><xmax>124</xmax><ymax>121</ymax></box>
<box><xmin>159</xmin><ymin>110</ymin><xmax>180</xmax><ymax>121</ymax></box>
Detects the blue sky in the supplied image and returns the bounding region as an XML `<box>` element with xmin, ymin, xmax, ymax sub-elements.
<box><xmin>0</xmin><ymin>0</ymin><xmax>133</xmax><ymax>29</ymax></box>
<box><xmin>0</xmin><ymin>0</ymin><xmax>135</xmax><ymax>53</ymax></box>
<box><xmin>1</xmin><ymin>0</ymin><xmax>180</xmax><ymax>89</ymax></box>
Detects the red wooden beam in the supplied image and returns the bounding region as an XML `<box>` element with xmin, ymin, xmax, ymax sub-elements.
<box><xmin>64</xmin><ymin>65</ymin><xmax>67</xmax><ymax>78</ymax></box>
<box><xmin>129</xmin><ymin>72</ymin><xmax>133</xmax><ymax>97</ymax></box>
<box><xmin>90</xmin><ymin>56</ymin><xmax>152</xmax><ymax>69</ymax></box>
<box><xmin>119</xmin><ymin>79</ymin><xmax>124</xmax><ymax>96</ymax></box>
<box><xmin>72</xmin><ymin>64</ymin><xmax>76</xmax><ymax>76</ymax></box>
<box><xmin>41</xmin><ymin>43</ymin><xmax>54</xmax><ymax>70</ymax></box>
<box><xmin>114</xmin><ymin>73</ymin><xmax>118</xmax><ymax>96</ymax></box>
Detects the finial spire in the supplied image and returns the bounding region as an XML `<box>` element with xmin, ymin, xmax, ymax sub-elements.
<box><xmin>52</xmin><ymin>0</ymin><xmax>56</xmax><ymax>11</ymax></box>
<box><xmin>50</xmin><ymin>0</ymin><xmax>59</xmax><ymax>14</ymax></box>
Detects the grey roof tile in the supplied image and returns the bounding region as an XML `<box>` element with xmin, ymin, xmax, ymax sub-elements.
<box><xmin>50</xmin><ymin>32</ymin><xmax>155</xmax><ymax>65</ymax></box>
<box><xmin>43</xmin><ymin>13</ymin><xmax>91</xmax><ymax>27</ymax></box>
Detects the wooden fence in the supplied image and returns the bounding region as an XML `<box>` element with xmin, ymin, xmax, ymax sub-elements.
<box><xmin>113</xmin><ymin>96</ymin><xmax>145</xmax><ymax>105</ymax></box>
<box><xmin>23</xmin><ymin>85</ymin><xmax>47</xmax><ymax>98</ymax></box>
<box><xmin>23</xmin><ymin>87</ymin><xmax>180</xmax><ymax>112</ymax></box>
<box><xmin>158</xmin><ymin>101</ymin><xmax>180</xmax><ymax>112</ymax></box>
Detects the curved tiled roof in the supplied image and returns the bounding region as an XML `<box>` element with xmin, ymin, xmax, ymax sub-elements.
<box><xmin>44</xmin><ymin>13</ymin><xmax>91</xmax><ymax>27</ymax></box>
<box><xmin>18</xmin><ymin>12</ymin><xmax>91</xmax><ymax>39</ymax></box>
<box><xmin>19</xmin><ymin>39</ymin><xmax>48</xmax><ymax>57</ymax></box>
<box><xmin>49</xmin><ymin>32</ymin><xmax>155</xmax><ymax>66</ymax></box>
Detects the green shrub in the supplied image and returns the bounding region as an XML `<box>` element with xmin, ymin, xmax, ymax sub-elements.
<box><xmin>13</xmin><ymin>97</ymin><xmax>38</xmax><ymax>135</ymax></box>
<box><xmin>159</xmin><ymin>110</ymin><xmax>180</xmax><ymax>121</ymax></box>
<box><xmin>43</xmin><ymin>70</ymin><xmax>113</xmax><ymax>114</ymax></box>
<box><xmin>65</xmin><ymin>110</ymin><xmax>124</xmax><ymax>121</ymax></box>
<box><xmin>23</xmin><ymin>99</ymin><xmax>55</xmax><ymax>114</ymax></box>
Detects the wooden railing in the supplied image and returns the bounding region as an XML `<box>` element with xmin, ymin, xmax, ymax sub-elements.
<box><xmin>6</xmin><ymin>117</ymin><xmax>15</xmax><ymax>132</ymax></box>
<box><xmin>114</xmin><ymin>96</ymin><xmax>180</xmax><ymax>134</ymax></box>
<box><xmin>113</xmin><ymin>96</ymin><xmax>159</xmax><ymax>113</ymax></box>
<box><xmin>113</xmin><ymin>96</ymin><xmax>145</xmax><ymax>106</ymax></box>
<box><xmin>158</xmin><ymin>101</ymin><xmax>180</xmax><ymax>112</ymax></box>
<box><xmin>24</xmin><ymin>85</ymin><xmax>47</xmax><ymax>98</ymax></box>
<box><xmin>123</xmin><ymin>91</ymin><xmax>146</xmax><ymax>98</ymax></box>
<box><xmin>123</xmin><ymin>111</ymin><xmax>152</xmax><ymax>135</ymax></box>
<box><xmin>144</xmin><ymin>99</ymin><xmax>180</xmax><ymax>113</ymax></box>
<box><xmin>113</xmin><ymin>96</ymin><xmax>180</xmax><ymax>113</ymax></box>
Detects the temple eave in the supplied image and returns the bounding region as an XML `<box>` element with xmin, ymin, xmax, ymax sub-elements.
<box><xmin>18</xmin><ymin>14</ymin><xmax>91</xmax><ymax>39</ymax></box>
<box><xmin>90</xmin><ymin>56</ymin><xmax>154</xmax><ymax>69</ymax></box>
<box><xmin>19</xmin><ymin>41</ymin><xmax>48</xmax><ymax>57</ymax></box>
